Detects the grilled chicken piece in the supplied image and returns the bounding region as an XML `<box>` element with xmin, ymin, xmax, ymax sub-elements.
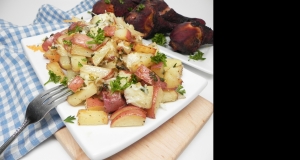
<box><xmin>154</xmin><ymin>0</ymin><xmax>206</xmax><ymax>25</ymax></box>
<box><xmin>92</xmin><ymin>0</ymin><xmax>142</xmax><ymax>17</ymax></box>
<box><xmin>111</xmin><ymin>0</ymin><xmax>142</xmax><ymax>17</ymax></box>
<box><xmin>125</xmin><ymin>0</ymin><xmax>178</xmax><ymax>39</ymax></box>
<box><xmin>169</xmin><ymin>21</ymin><xmax>213</xmax><ymax>55</ymax></box>
<box><xmin>92</xmin><ymin>0</ymin><xmax>114</xmax><ymax>15</ymax></box>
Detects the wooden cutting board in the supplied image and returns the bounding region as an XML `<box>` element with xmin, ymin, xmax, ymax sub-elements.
<box><xmin>54</xmin><ymin>96</ymin><xmax>213</xmax><ymax>160</ymax></box>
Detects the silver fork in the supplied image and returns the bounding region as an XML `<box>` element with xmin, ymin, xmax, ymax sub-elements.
<box><xmin>0</xmin><ymin>85</ymin><xmax>72</xmax><ymax>154</ymax></box>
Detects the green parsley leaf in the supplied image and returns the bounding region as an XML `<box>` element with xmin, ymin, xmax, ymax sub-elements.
<box><xmin>86</xmin><ymin>28</ymin><xmax>105</xmax><ymax>44</ymax></box>
<box><xmin>188</xmin><ymin>50</ymin><xmax>206</xmax><ymax>61</ymax></box>
<box><xmin>63</xmin><ymin>40</ymin><xmax>72</xmax><ymax>46</ymax></box>
<box><xmin>51</xmin><ymin>46</ymin><xmax>57</xmax><ymax>49</ymax></box>
<box><xmin>149</xmin><ymin>71</ymin><xmax>158</xmax><ymax>82</ymax></box>
<box><xmin>105</xmin><ymin>0</ymin><xmax>111</xmax><ymax>4</ymax></box>
<box><xmin>176</xmin><ymin>85</ymin><xmax>186</xmax><ymax>95</ymax></box>
<box><xmin>95</xmin><ymin>20</ymin><xmax>101</xmax><ymax>26</ymax></box>
<box><xmin>60</xmin><ymin>77</ymin><xmax>68</xmax><ymax>86</ymax></box>
<box><xmin>64</xmin><ymin>115</ymin><xmax>76</xmax><ymax>123</ymax></box>
<box><xmin>110</xmin><ymin>76</ymin><xmax>132</xmax><ymax>92</ymax></box>
<box><xmin>68</xmin><ymin>26</ymin><xmax>83</xmax><ymax>35</ymax></box>
<box><xmin>151</xmin><ymin>33</ymin><xmax>167</xmax><ymax>46</ymax></box>
<box><xmin>119</xmin><ymin>0</ymin><xmax>124</xmax><ymax>4</ymax></box>
<box><xmin>151</xmin><ymin>52</ymin><xmax>167</xmax><ymax>66</ymax></box>
<box><xmin>130</xmin><ymin>74</ymin><xmax>138</xmax><ymax>84</ymax></box>
<box><xmin>136</xmin><ymin>4</ymin><xmax>145</xmax><ymax>12</ymax></box>
<box><xmin>128</xmin><ymin>7</ymin><xmax>133</xmax><ymax>12</ymax></box>
<box><xmin>44</xmin><ymin>70</ymin><xmax>61</xmax><ymax>86</ymax></box>
<box><xmin>78</xmin><ymin>62</ymin><xmax>83</xmax><ymax>67</ymax></box>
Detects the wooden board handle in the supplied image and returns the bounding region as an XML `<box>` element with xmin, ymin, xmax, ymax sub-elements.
<box><xmin>54</xmin><ymin>96</ymin><xmax>213</xmax><ymax>160</ymax></box>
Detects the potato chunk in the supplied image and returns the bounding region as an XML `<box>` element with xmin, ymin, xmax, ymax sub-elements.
<box><xmin>77</xmin><ymin>109</ymin><xmax>108</xmax><ymax>125</ymax></box>
<box><xmin>67</xmin><ymin>83</ymin><xmax>98</xmax><ymax>106</ymax></box>
<box><xmin>124</xmin><ymin>82</ymin><xmax>153</xmax><ymax>109</ymax></box>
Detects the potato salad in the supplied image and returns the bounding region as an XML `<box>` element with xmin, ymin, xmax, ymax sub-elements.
<box><xmin>39</xmin><ymin>12</ymin><xmax>186</xmax><ymax>127</ymax></box>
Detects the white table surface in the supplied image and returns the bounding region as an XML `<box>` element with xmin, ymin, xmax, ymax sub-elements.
<box><xmin>0</xmin><ymin>0</ymin><xmax>213</xmax><ymax>159</ymax></box>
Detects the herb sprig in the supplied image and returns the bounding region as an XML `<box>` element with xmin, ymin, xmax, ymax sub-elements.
<box><xmin>64</xmin><ymin>115</ymin><xmax>76</xmax><ymax>123</ymax></box>
<box><xmin>151</xmin><ymin>33</ymin><xmax>167</xmax><ymax>46</ymax></box>
<box><xmin>176</xmin><ymin>85</ymin><xmax>186</xmax><ymax>95</ymax></box>
<box><xmin>188</xmin><ymin>50</ymin><xmax>206</xmax><ymax>61</ymax></box>
<box><xmin>151</xmin><ymin>52</ymin><xmax>167</xmax><ymax>66</ymax></box>
<box><xmin>44</xmin><ymin>70</ymin><xmax>68</xmax><ymax>86</ymax></box>
<box><xmin>86</xmin><ymin>28</ymin><xmax>105</xmax><ymax>44</ymax></box>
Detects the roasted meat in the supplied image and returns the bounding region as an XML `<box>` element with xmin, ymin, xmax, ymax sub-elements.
<box><xmin>125</xmin><ymin>0</ymin><xmax>178</xmax><ymax>39</ymax></box>
<box><xmin>153</xmin><ymin>0</ymin><xmax>206</xmax><ymax>25</ymax></box>
<box><xmin>169</xmin><ymin>21</ymin><xmax>213</xmax><ymax>55</ymax></box>
<box><xmin>92</xmin><ymin>0</ymin><xmax>114</xmax><ymax>15</ymax></box>
<box><xmin>92</xmin><ymin>0</ymin><xmax>142</xmax><ymax>17</ymax></box>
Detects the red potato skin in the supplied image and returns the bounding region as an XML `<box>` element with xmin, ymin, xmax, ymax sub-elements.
<box><xmin>102</xmin><ymin>91</ymin><xmax>126</xmax><ymax>113</ymax></box>
<box><xmin>103</xmin><ymin>26</ymin><xmax>116</xmax><ymax>37</ymax></box>
<box><xmin>42</xmin><ymin>32</ymin><xmax>62</xmax><ymax>51</ymax></box>
<box><xmin>68</xmin><ymin>75</ymin><xmax>84</xmax><ymax>92</ymax></box>
<box><xmin>110</xmin><ymin>108</ymin><xmax>147</xmax><ymax>127</ymax></box>
<box><xmin>71</xmin><ymin>33</ymin><xmax>103</xmax><ymax>51</ymax></box>
<box><xmin>102</xmin><ymin>70</ymin><xmax>116</xmax><ymax>80</ymax></box>
<box><xmin>146</xmin><ymin>85</ymin><xmax>162</xmax><ymax>119</ymax></box>
<box><xmin>85</xmin><ymin>96</ymin><xmax>105</xmax><ymax>111</ymax></box>
<box><xmin>150</xmin><ymin>62</ymin><xmax>163</xmax><ymax>70</ymax></box>
<box><xmin>134</xmin><ymin>65</ymin><xmax>167</xmax><ymax>89</ymax></box>
<box><xmin>110</xmin><ymin>105</ymin><xmax>146</xmax><ymax>120</ymax></box>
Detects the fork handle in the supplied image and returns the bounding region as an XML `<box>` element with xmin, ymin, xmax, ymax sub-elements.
<box><xmin>0</xmin><ymin>118</ymin><xmax>31</xmax><ymax>155</ymax></box>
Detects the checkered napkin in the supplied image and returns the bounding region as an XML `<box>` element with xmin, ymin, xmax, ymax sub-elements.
<box><xmin>0</xmin><ymin>0</ymin><xmax>97</xmax><ymax>159</ymax></box>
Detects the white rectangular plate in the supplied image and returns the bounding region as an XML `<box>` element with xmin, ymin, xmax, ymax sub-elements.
<box><xmin>21</xmin><ymin>19</ymin><xmax>208</xmax><ymax>160</ymax></box>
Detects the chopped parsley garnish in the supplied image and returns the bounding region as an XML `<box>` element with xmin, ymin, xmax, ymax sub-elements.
<box><xmin>68</xmin><ymin>26</ymin><xmax>83</xmax><ymax>35</ymax></box>
<box><xmin>63</xmin><ymin>40</ymin><xmax>72</xmax><ymax>46</ymax></box>
<box><xmin>188</xmin><ymin>50</ymin><xmax>206</xmax><ymax>61</ymax></box>
<box><xmin>151</xmin><ymin>52</ymin><xmax>167</xmax><ymax>66</ymax></box>
<box><xmin>149</xmin><ymin>72</ymin><xmax>158</xmax><ymax>82</ymax></box>
<box><xmin>44</xmin><ymin>70</ymin><xmax>61</xmax><ymax>85</ymax></box>
<box><xmin>51</xmin><ymin>46</ymin><xmax>57</xmax><ymax>49</ymax></box>
<box><xmin>86</xmin><ymin>28</ymin><xmax>105</xmax><ymax>44</ymax></box>
<box><xmin>89</xmin><ymin>75</ymin><xmax>96</xmax><ymax>81</ymax></box>
<box><xmin>119</xmin><ymin>0</ymin><xmax>124</xmax><ymax>4</ymax></box>
<box><xmin>78</xmin><ymin>62</ymin><xmax>83</xmax><ymax>67</ymax></box>
<box><xmin>130</xmin><ymin>74</ymin><xmax>138</xmax><ymax>84</ymax></box>
<box><xmin>136</xmin><ymin>4</ymin><xmax>145</xmax><ymax>12</ymax></box>
<box><xmin>128</xmin><ymin>7</ymin><xmax>133</xmax><ymax>12</ymax></box>
<box><xmin>140</xmin><ymin>85</ymin><xmax>148</xmax><ymax>94</ymax></box>
<box><xmin>176</xmin><ymin>85</ymin><xmax>186</xmax><ymax>95</ymax></box>
<box><xmin>151</xmin><ymin>33</ymin><xmax>167</xmax><ymax>46</ymax></box>
<box><xmin>44</xmin><ymin>70</ymin><xmax>68</xmax><ymax>86</ymax></box>
<box><xmin>110</xmin><ymin>76</ymin><xmax>132</xmax><ymax>92</ymax></box>
<box><xmin>64</xmin><ymin>115</ymin><xmax>76</xmax><ymax>123</ymax></box>
<box><xmin>105</xmin><ymin>0</ymin><xmax>111</xmax><ymax>4</ymax></box>
<box><xmin>95</xmin><ymin>20</ymin><xmax>101</xmax><ymax>26</ymax></box>
<box><xmin>60</xmin><ymin>77</ymin><xmax>68</xmax><ymax>86</ymax></box>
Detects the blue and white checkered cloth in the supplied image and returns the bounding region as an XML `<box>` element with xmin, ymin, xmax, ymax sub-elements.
<box><xmin>0</xmin><ymin>0</ymin><xmax>98</xmax><ymax>159</ymax></box>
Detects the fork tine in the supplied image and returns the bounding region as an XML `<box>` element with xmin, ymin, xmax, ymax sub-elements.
<box><xmin>40</xmin><ymin>85</ymin><xmax>68</xmax><ymax>102</ymax></box>
<box><xmin>41</xmin><ymin>85</ymin><xmax>65</xmax><ymax>96</ymax></box>
<box><xmin>48</xmin><ymin>91</ymin><xmax>73</xmax><ymax>109</ymax></box>
<box><xmin>46</xmin><ymin>88</ymin><xmax>73</xmax><ymax>106</ymax></box>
